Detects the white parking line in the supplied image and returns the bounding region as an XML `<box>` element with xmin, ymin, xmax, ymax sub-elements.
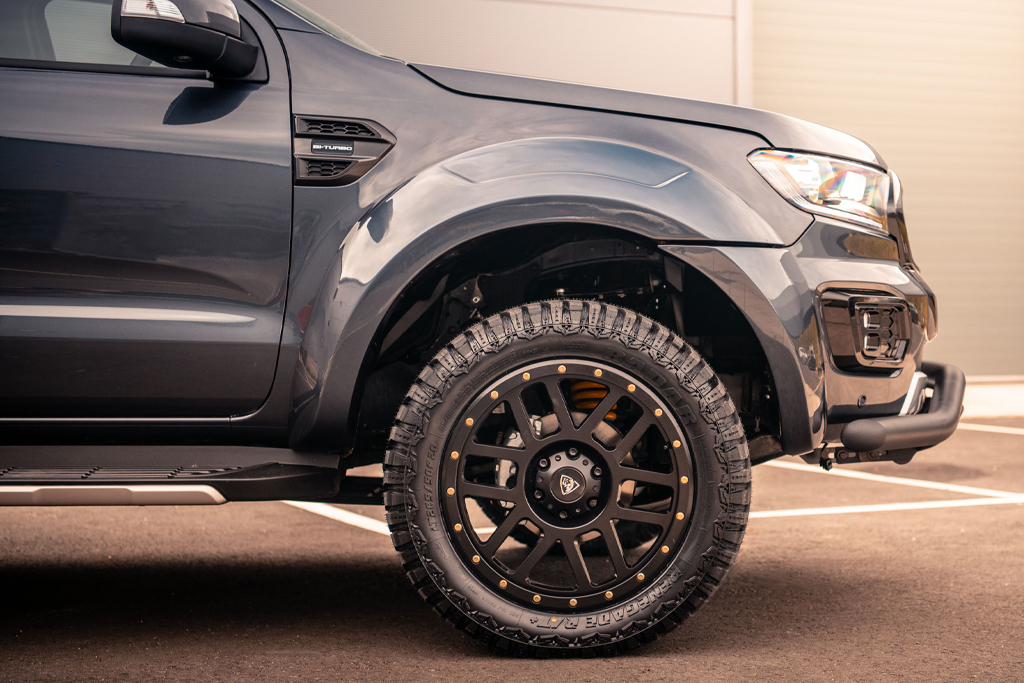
<box><xmin>957</xmin><ymin>422</ymin><xmax>1024</xmax><ymax>436</ymax></box>
<box><xmin>283</xmin><ymin>500</ymin><xmax>390</xmax><ymax>535</ymax></box>
<box><xmin>763</xmin><ymin>460</ymin><xmax>1022</xmax><ymax>499</ymax></box>
<box><xmin>751</xmin><ymin>496</ymin><xmax>1024</xmax><ymax>519</ymax></box>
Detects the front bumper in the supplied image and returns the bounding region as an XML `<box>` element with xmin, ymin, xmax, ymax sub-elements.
<box><xmin>661</xmin><ymin>215</ymin><xmax>958</xmax><ymax>459</ymax></box>
<box><xmin>837</xmin><ymin>361</ymin><xmax>965</xmax><ymax>461</ymax></box>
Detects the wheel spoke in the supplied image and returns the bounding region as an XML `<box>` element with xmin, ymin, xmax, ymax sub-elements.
<box><xmin>460</xmin><ymin>481</ymin><xmax>519</xmax><ymax>504</ymax></box>
<box><xmin>578</xmin><ymin>387</ymin><xmax>624</xmax><ymax>440</ymax></box>
<box><xmin>512</xmin><ymin>533</ymin><xmax>555</xmax><ymax>578</ymax></box>
<box><xmin>612</xmin><ymin>464</ymin><xmax>677</xmax><ymax>489</ymax></box>
<box><xmin>482</xmin><ymin>511</ymin><xmax>524</xmax><ymax>554</ymax></box>
<box><xmin>612</xmin><ymin>505</ymin><xmax>671</xmax><ymax>528</ymax></box>
<box><xmin>541</xmin><ymin>377</ymin><xmax>575</xmax><ymax>434</ymax></box>
<box><xmin>506</xmin><ymin>390</ymin><xmax>540</xmax><ymax>448</ymax></box>
<box><xmin>563</xmin><ymin>537</ymin><xmax>593</xmax><ymax>590</ymax></box>
<box><xmin>464</xmin><ymin>442</ymin><xmax>528</xmax><ymax>463</ymax></box>
<box><xmin>610</xmin><ymin>414</ymin><xmax>655</xmax><ymax>461</ymax></box>
<box><xmin>599</xmin><ymin>520</ymin><xmax>629</xmax><ymax>577</ymax></box>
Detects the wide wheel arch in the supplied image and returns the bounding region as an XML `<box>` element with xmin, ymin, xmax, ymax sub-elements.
<box><xmin>338</xmin><ymin>224</ymin><xmax>794</xmax><ymax>465</ymax></box>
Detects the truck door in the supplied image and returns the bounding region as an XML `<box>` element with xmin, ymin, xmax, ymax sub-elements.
<box><xmin>0</xmin><ymin>0</ymin><xmax>292</xmax><ymax>418</ymax></box>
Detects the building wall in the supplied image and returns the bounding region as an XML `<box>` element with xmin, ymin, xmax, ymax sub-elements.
<box><xmin>299</xmin><ymin>0</ymin><xmax>750</xmax><ymax>105</ymax></box>
<box><xmin>753</xmin><ymin>0</ymin><xmax>1024</xmax><ymax>375</ymax></box>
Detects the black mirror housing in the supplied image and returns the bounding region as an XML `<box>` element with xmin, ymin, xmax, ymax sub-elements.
<box><xmin>111</xmin><ymin>0</ymin><xmax>258</xmax><ymax>78</ymax></box>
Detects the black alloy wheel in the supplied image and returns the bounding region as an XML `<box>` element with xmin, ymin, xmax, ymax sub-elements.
<box><xmin>384</xmin><ymin>300</ymin><xmax>750</xmax><ymax>656</ymax></box>
<box><xmin>440</xmin><ymin>359</ymin><xmax>694</xmax><ymax>611</ymax></box>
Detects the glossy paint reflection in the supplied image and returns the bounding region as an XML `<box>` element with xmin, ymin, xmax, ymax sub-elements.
<box><xmin>0</xmin><ymin>3</ymin><xmax>291</xmax><ymax>418</ymax></box>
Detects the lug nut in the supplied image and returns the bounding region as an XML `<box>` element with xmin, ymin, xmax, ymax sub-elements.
<box><xmin>539</xmin><ymin>458</ymin><xmax>548</xmax><ymax>468</ymax></box>
<box><xmin>534</xmin><ymin>490</ymin><xmax>543</xmax><ymax>500</ymax></box>
<box><xmin>592</xmin><ymin>467</ymin><xmax>602</xmax><ymax>477</ymax></box>
<box><xmin>536</xmin><ymin>476</ymin><xmax>544</xmax><ymax>485</ymax></box>
<box><xmin>554</xmin><ymin>455</ymin><xmax>561</xmax><ymax>461</ymax></box>
<box><xmin>582</xmin><ymin>459</ymin><xmax>589</xmax><ymax>466</ymax></box>
<box><xmin>569</xmin><ymin>448</ymin><xmax>577</xmax><ymax>457</ymax></box>
<box><xmin>588</xmin><ymin>498</ymin><xmax>598</xmax><ymax>508</ymax></box>
<box><xmin>559</xmin><ymin>511</ymin><xmax>568</xmax><ymax>520</ymax></box>
<box><xmin>547</xmin><ymin>503</ymin><xmax>553</xmax><ymax>510</ymax></box>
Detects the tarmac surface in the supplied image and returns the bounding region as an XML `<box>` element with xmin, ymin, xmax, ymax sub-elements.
<box><xmin>2</xmin><ymin>418</ymin><xmax>1023</xmax><ymax>682</ymax></box>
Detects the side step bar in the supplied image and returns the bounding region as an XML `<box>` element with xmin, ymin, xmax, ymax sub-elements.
<box><xmin>0</xmin><ymin>485</ymin><xmax>226</xmax><ymax>506</ymax></box>
<box><xmin>0</xmin><ymin>463</ymin><xmax>341</xmax><ymax>504</ymax></box>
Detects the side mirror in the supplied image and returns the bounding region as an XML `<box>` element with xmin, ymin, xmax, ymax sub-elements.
<box><xmin>111</xmin><ymin>0</ymin><xmax>258</xmax><ymax>78</ymax></box>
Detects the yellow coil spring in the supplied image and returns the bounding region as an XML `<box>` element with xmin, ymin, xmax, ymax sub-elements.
<box><xmin>569</xmin><ymin>380</ymin><xmax>617</xmax><ymax>421</ymax></box>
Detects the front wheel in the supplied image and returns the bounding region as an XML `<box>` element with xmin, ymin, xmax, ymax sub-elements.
<box><xmin>384</xmin><ymin>300</ymin><xmax>750</xmax><ymax>655</ymax></box>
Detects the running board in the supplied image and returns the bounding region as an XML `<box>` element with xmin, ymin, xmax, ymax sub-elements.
<box><xmin>0</xmin><ymin>463</ymin><xmax>341</xmax><ymax>503</ymax></box>
<box><xmin>0</xmin><ymin>485</ymin><xmax>226</xmax><ymax>506</ymax></box>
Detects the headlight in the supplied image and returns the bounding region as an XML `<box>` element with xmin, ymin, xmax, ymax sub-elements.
<box><xmin>748</xmin><ymin>150</ymin><xmax>889</xmax><ymax>232</ymax></box>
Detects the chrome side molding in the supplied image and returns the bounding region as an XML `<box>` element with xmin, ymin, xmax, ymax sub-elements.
<box><xmin>0</xmin><ymin>485</ymin><xmax>227</xmax><ymax>506</ymax></box>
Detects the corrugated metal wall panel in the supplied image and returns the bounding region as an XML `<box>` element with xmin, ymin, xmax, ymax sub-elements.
<box><xmin>298</xmin><ymin>0</ymin><xmax>739</xmax><ymax>103</ymax></box>
<box><xmin>753</xmin><ymin>0</ymin><xmax>1024</xmax><ymax>374</ymax></box>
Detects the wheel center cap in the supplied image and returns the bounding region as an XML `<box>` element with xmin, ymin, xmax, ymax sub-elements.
<box><xmin>551</xmin><ymin>467</ymin><xmax>585</xmax><ymax>503</ymax></box>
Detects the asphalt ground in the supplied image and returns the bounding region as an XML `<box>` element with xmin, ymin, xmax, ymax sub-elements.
<box><xmin>1</xmin><ymin>419</ymin><xmax>1023</xmax><ymax>682</ymax></box>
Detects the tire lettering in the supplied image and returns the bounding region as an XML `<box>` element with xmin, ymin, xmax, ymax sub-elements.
<box><xmin>424</xmin><ymin>442</ymin><xmax>439</xmax><ymax>532</ymax></box>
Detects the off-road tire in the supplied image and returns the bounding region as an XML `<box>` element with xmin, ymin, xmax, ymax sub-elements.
<box><xmin>384</xmin><ymin>300</ymin><xmax>750</xmax><ymax>656</ymax></box>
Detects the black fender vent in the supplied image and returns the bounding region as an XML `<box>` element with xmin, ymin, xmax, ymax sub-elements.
<box><xmin>296</xmin><ymin>118</ymin><xmax>379</xmax><ymax>138</ymax></box>
<box><xmin>300</xmin><ymin>158</ymin><xmax>353</xmax><ymax>179</ymax></box>
<box><xmin>292</xmin><ymin>115</ymin><xmax>396</xmax><ymax>187</ymax></box>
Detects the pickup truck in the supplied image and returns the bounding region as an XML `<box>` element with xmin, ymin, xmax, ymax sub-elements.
<box><xmin>0</xmin><ymin>0</ymin><xmax>965</xmax><ymax>656</ymax></box>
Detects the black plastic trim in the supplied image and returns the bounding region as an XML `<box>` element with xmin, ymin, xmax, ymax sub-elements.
<box><xmin>840</xmin><ymin>361</ymin><xmax>965</xmax><ymax>452</ymax></box>
<box><xmin>0</xmin><ymin>57</ymin><xmax>206</xmax><ymax>78</ymax></box>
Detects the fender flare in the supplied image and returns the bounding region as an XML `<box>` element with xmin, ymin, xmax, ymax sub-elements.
<box><xmin>284</xmin><ymin>137</ymin><xmax>800</xmax><ymax>449</ymax></box>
